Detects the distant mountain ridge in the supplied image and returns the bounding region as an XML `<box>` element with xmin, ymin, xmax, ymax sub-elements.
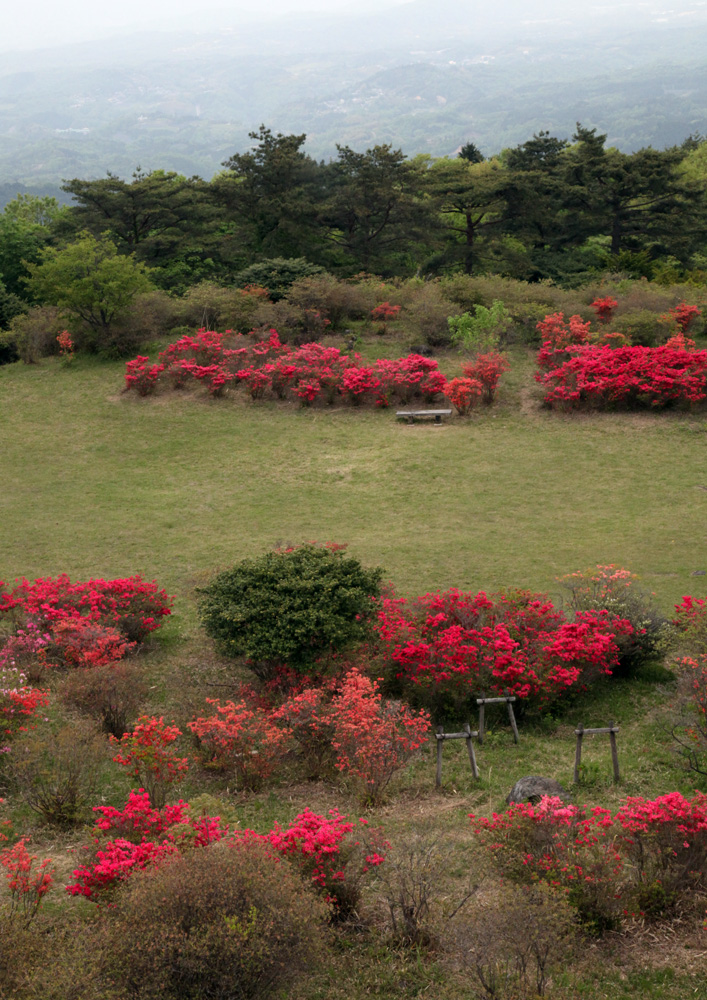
<box><xmin>1</xmin><ymin>0</ymin><xmax>707</xmax><ymax>195</ymax></box>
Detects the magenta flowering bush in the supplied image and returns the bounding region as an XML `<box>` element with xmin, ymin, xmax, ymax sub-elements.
<box><xmin>123</xmin><ymin>328</ymin><xmax>451</xmax><ymax>409</ymax></box>
<box><xmin>469</xmin><ymin>791</ymin><xmax>707</xmax><ymax>929</ymax></box>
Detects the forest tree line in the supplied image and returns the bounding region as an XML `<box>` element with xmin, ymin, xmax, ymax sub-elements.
<box><xmin>2</xmin><ymin>123</ymin><xmax>707</xmax><ymax>356</ymax></box>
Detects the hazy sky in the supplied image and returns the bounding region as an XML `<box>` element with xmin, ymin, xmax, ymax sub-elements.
<box><xmin>1</xmin><ymin>0</ymin><xmax>407</xmax><ymax>52</ymax></box>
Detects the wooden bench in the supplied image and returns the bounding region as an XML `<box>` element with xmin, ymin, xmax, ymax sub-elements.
<box><xmin>396</xmin><ymin>409</ymin><xmax>452</xmax><ymax>424</ymax></box>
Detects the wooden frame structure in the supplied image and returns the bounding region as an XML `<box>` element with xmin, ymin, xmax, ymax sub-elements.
<box><xmin>435</xmin><ymin>724</ymin><xmax>479</xmax><ymax>786</ymax></box>
<box><xmin>476</xmin><ymin>694</ymin><xmax>519</xmax><ymax>744</ymax></box>
<box><xmin>573</xmin><ymin>721</ymin><xmax>620</xmax><ymax>783</ymax></box>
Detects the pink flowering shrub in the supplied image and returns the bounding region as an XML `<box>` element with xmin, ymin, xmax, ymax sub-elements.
<box><xmin>110</xmin><ymin>717</ymin><xmax>189</xmax><ymax>808</ymax></box>
<box><xmin>470</xmin><ymin>791</ymin><xmax>707</xmax><ymax>928</ymax></box>
<box><xmin>375</xmin><ymin>588</ymin><xmax>632</xmax><ymax>714</ymax></box>
<box><xmin>0</xmin><ymin>574</ymin><xmax>173</xmax><ymax>643</ymax></box>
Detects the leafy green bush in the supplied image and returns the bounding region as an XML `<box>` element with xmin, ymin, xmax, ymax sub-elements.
<box><xmin>448</xmin><ymin>300</ymin><xmax>512</xmax><ymax>352</ymax></box>
<box><xmin>93</xmin><ymin>839</ymin><xmax>328</xmax><ymax>1000</ymax></box>
<box><xmin>4</xmin><ymin>306</ymin><xmax>62</xmax><ymax>364</ymax></box>
<box><xmin>177</xmin><ymin>281</ymin><xmax>267</xmax><ymax>334</ymax></box>
<box><xmin>610</xmin><ymin>309</ymin><xmax>672</xmax><ymax>347</ymax></box>
<box><xmin>198</xmin><ymin>544</ymin><xmax>383</xmax><ymax>678</ymax></box>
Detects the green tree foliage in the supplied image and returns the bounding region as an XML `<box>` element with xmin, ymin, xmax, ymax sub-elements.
<box><xmin>424</xmin><ymin>157</ymin><xmax>507</xmax><ymax>274</ymax></box>
<box><xmin>24</xmin><ymin>232</ymin><xmax>154</xmax><ymax>354</ymax></box>
<box><xmin>61</xmin><ymin>170</ymin><xmax>221</xmax><ymax>291</ymax></box>
<box><xmin>198</xmin><ymin>544</ymin><xmax>384</xmax><ymax>677</ymax></box>
<box><xmin>322</xmin><ymin>144</ymin><xmax>434</xmax><ymax>274</ymax></box>
<box><xmin>234</xmin><ymin>257</ymin><xmax>326</xmax><ymax>301</ymax></box>
<box><xmin>216</xmin><ymin>126</ymin><xmax>326</xmax><ymax>263</ymax></box>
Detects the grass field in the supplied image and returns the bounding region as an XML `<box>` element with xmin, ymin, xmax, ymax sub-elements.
<box><xmin>2</xmin><ymin>339</ymin><xmax>707</xmax><ymax>999</ymax></box>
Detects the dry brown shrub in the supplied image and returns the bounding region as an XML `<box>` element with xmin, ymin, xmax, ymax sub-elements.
<box><xmin>6</xmin><ymin>721</ymin><xmax>108</xmax><ymax>827</ymax></box>
<box><xmin>447</xmin><ymin>882</ymin><xmax>576</xmax><ymax>999</ymax></box>
<box><xmin>6</xmin><ymin>305</ymin><xmax>63</xmax><ymax>363</ymax></box>
<box><xmin>93</xmin><ymin>839</ymin><xmax>329</xmax><ymax>1000</ymax></box>
<box><xmin>56</xmin><ymin>663</ymin><xmax>148</xmax><ymax>738</ymax></box>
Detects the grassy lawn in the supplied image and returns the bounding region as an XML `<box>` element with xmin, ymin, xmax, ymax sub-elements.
<box><xmin>2</xmin><ymin>340</ymin><xmax>707</xmax><ymax>999</ymax></box>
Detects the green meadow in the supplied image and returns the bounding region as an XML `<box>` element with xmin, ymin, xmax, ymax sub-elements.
<box><xmin>2</xmin><ymin>346</ymin><xmax>705</xmax><ymax>613</ymax></box>
<box><xmin>2</xmin><ymin>341</ymin><xmax>707</xmax><ymax>999</ymax></box>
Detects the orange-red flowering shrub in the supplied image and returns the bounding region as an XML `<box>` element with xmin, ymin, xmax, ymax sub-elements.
<box><xmin>329</xmin><ymin>669</ymin><xmax>430</xmax><ymax>805</ymax></box>
<box><xmin>460</xmin><ymin>352</ymin><xmax>510</xmax><ymax>404</ymax></box>
<box><xmin>0</xmin><ymin>839</ymin><xmax>54</xmax><ymax>925</ymax></box>
<box><xmin>188</xmin><ymin>699</ymin><xmax>289</xmax><ymax>790</ymax></box>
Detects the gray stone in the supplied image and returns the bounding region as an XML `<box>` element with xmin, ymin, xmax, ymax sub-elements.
<box><xmin>506</xmin><ymin>776</ymin><xmax>572</xmax><ymax>805</ymax></box>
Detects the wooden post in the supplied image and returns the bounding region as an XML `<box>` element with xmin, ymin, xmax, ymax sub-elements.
<box><xmin>464</xmin><ymin>723</ymin><xmax>480</xmax><ymax>779</ymax></box>
<box><xmin>507</xmin><ymin>698</ymin><xmax>520</xmax><ymax>745</ymax></box>
<box><xmin>478</xmin><ymin>694</ymin><xmax>485</xmax><ymax>744</ymax></box>
<box><xmin>574</xmin><ymin>723</ymin><xmax>584</xmax><ymax>783</ymax></box>
<box><xmin>435</xmin><ymin>725</ymin><xmax>444</xmax><ymax>788</ymax></box>
<box><xmin>608</xmin><ymin>720</ymin><xmax>620</xmax><ymax>782</ymax></box>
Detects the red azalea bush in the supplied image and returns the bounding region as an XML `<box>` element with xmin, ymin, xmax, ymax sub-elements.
<box><xmin>371</xmin><ymin>302</ymin><xmax>401</xmax><ymax>323</ymax></box>
<box><xmin>0</xmin><ymin>659</ymin><xmax>49</xmax><ymax>752</ymax></box>
<box><xmin>469</xmin><ymin>791</ymin><xmax>707</xmax><ymax>928</ymax></box>
<box><xmin>67</xmin><ymin>790</ymin><xmax>227</xmax><ymax>902</ymax></box>
<box><xmin>328</xmin><ymin>670</ymin><xmax>430</xmax><ymax>805</ymax></box>
<box><xmin>123</xmin><ymin>328</ymin><xmax>449</xmax><ymax>409</ymax></box>
<box><xmin>0</xmin><ymin>839</ymin><xmax>55</xmax><ymax>925</ymax></box>
<box><xmin>461</xmin><ymin>352</ymin><xmax>510</xmax><ymax>404</ymax></box>
<box><xmin>0</xmin><ymin>574</ymin><xmax>173</xmax><ymax>643</ymax></box>
<box><xmin>188</xmin><ymin>699</ymin><xmax>289</xmax><ymax>790</ymax></box>
<box><xmin>264</xmin><ymin>807</ymin><xmax>387</xmax><ymax>917</ymax></box>
<box><xmin>662</xmin><ymin>302</ymin><xmax>702</xmax><ymax>334</ymax></box>
<box><xmin>50</xmin><ymin>618</ymin><xmax>136</xmax><ymax>669</ymax></box>
<box><xmin>590</xmin><ymin>296</ymin><xmax>618</xmax><ymax>325</ymax></box>
<box><xmin>68</xmin><ymin>789</ymin><xmax>384</xmax><ymax>918</ymax></box>
<box><xmin>445</xmin><ymin>376</ymin><xmax>483</xmax><ymax>415</ymax></box>
<box><xmin>674</xmin><ymin>594</ymin><xmax>707</xmax><ymax>655</ymax></box>
<box><xmin>110</xmin><ymin>716</ymin><xmax>189</xmax><ymax>808</ymax></box>
<box><xmin>536</xmin><ymin>343</ymin><xmax>707</xmax><ymax>410</ymax></box>
<box><xmin>375</xmin><ymin>588</ymin><xmax>632</xmax><ymax>713</ymax></box>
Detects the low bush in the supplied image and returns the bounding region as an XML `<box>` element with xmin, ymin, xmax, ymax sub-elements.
<box><xmin>188</xmin><ymin>699</ymin><xmax>288</xmax><ymax>791</ymax></box>
<box><xmin>197</xmin><ymin>543</ymin><xmax>383</xmax><ymax>678</ymax></box>
<box><xmin>329</xmin><ymin>669</ymin><xmax>430</xmax><ymax>805</ymax></box>
<box><xmin>559</xmin><ymin>564</ymin><xmax>668</xmax><ymax>673</ymax></box>
<box><xmin>92</xmin><ymin>839</ymin><xmax>328</xmax><ymax>1000</ymax></box>
<box><xmin>264</xmin><ymin>806</ymin><xmax>387</xmax><ymax>918</ymax></box>
<box><xmin>0</xmin><ymin>574</ymin><xmax>173</xmax><ymax>643</ymax></box>
<box><xmin>3</xmin><ymin>305</ymin><xmax>63</xmax><ymax>364</ymax></box>
<box><xmin>536</xmin><ymin>343</ymin><xmax>707</xmax><ymax>410</ymax></box>
<box><xmin>56</xmin><ymin>662</ymin><xmax>148</xmax><ymax>738</ymax></box>
<box><xmin>110</xmin><ymin>716</ymin><xmax>189</xmax><ymax>808</ymax></box>
<box><xmin>7</xmin><ymin>722</ymin><xmax>107</xmax><ymax>827</ymax></box>
<box><xmin>469</xmin><ymin>791</ymin><xmax>707</xmax><ymax>931</ymax></box>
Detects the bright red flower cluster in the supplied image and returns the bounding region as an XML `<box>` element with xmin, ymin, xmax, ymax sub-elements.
<box><xmin>461</xmin><ymin>352</ymin><xmax>511</xmax><ymax>405</ymax></box>
<box><xmin>124</xmin><ymin>328</ymin><xmax>449</xmax><ymax>408</ymax></box>
<box><xmin>469</xmin><ymin>791</ymin><xmax>707</xmax><ymax>921</ymax></box>
<box><xmin>375</xmin><ymin>589</ymin><xmax>632</xmax><ymax>710</ymax></box>
<box><xmin>111</xmin><ymin>716</ymin><xmax>189</xmax><ymax>807</ymax></box>
<box><xmin>68</xmin><ymin>790</ymin><xmax>384</xmax><ymax>914</ymax></box>
<box><xmin>0</xmin><ymin>574</ymin><xmax>173</xmax><ymax>643</ymax></box>
<box><xmin>536</xmin><ymin>343</ymin><xmax>707</xmax><ymax>410</ymax></box>
<box><xmin>0</xmin><ymin>838</ymin><xmax>55</xmax><ymax>924</ymax></box>
<box><xmin>67</xmin><ymin>790</ymin><xmax>227</xmax><ymax>901</ymax></box>
<box><xmin>590</xmin><ymin>297</ymin><xmax>618</xmax><ymax>324</ymax></box>
<box><xmin>371</xmin><ymin>302</ymin><xmax>401</xmax><ymax>322</ymax></box>
<box><xmin>264</xmin><ymin>807</ymin><xmax>387</xmax><ymax>912</ymax></box>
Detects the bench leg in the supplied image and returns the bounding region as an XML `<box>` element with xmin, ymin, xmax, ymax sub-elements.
<box><xmin>435</xmin><ymin>414</ymin><xmax>441</xmax><ymax>423</ymax></box>
<box><xmin>407</xmin><ymin>415</ymin><xmax>414</xmax><ymax>425</ymax></box>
